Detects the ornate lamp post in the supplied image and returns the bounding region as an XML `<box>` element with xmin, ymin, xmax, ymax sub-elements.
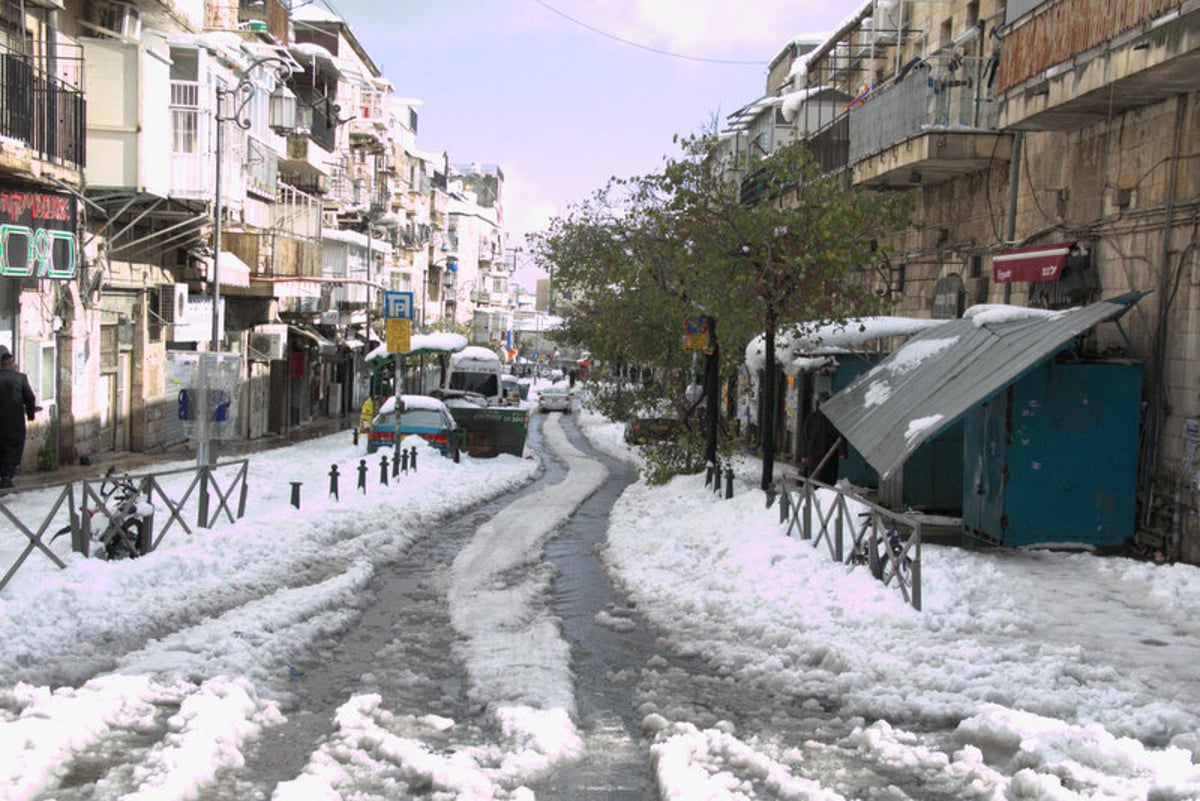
<box><xmin>211</xmin><ymin>55</ymin><xmax>297</xmax><ymax>351</ymax></box>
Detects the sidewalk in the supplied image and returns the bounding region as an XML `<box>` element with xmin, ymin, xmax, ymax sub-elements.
<box><xmin>13</xmin><ymin>415</ymin><xmax>355</xmax><ymax>491</ymax></box>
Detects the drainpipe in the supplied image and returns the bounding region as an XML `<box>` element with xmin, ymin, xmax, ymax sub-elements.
<box><xmin>1003</xmin><ymin>131</ymin><xmax>1023</xmax><ymax>304</ymax></box>
<box><xmin>1156</xmin><ymin>97</ymin><xmax>1187</xmax><ymax>558</ymax></box>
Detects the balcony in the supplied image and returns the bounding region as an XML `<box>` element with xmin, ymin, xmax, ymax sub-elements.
<box><xmin>997</xmin><ymin>0</ymin><xmax>1200</xmax><ymax>131</ymax></box>
<box><xmin>0</xmin><ymin>48</ymin><xmax>86</xmax><ymax>173</ymax></box>
<box><xmin>293</xmin><ymin>96</ymin><xmax>338</xmax><ymax>152</ymax></box>
<box><xmin>805</xmin><ymin>114</ymin><xmax>849</xmax><ymax>175</ymax></box>
<box><xmin>847</xmin><ymin>58</ymin><xmax>1008</xmax><ymax>189</ymax></box>
<box><xmin>246</xmin><ymin>136</ymin><xmax>279</xmax><ymax>200</ymax></box>
<box><xmin>280</xmin><ymin>133</ymin><xmax>330</xmax><ymax>195</ymax></box>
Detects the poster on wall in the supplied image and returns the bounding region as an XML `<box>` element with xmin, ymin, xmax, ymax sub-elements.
<box><xmin>0</xmin><ymin>188</ymin><xmax>77</xmax><ymax>280</ymax></box>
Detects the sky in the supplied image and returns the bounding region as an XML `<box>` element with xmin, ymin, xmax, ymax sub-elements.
<box><xmin>2</xmin><ymin>380</ymin><xmax>1200</xmax><ymax>798</ymax></box>
<box><xmin>314</xmin><ymin>0</ymin><xmax>866</xmax><ymax>282</ymax></box>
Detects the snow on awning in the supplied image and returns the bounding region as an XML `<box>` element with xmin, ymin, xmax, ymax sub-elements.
<box><xmin>820</xmin><ymin>293</ymin><xmax>1147</xmax><ymax>480</ymax></box>
<box><xmin>288</xmin><ymin>325</ymin><xmax>337</xmax><ymax>354</ymax></box>
<box><xmin>993</xmin><ymin>241</ymin><xmax>1078</xmax><ymax>283</ymax></box>
<box><xmin>203</xmin><ymin>251</ymin><xmax>253</xmax><ymax>288</ymax></box>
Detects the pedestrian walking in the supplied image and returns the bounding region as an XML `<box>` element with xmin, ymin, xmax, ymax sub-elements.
<box><xmin>0</xmin><ymin>347</ymin><xmax>39</xmax><ymax>489</ymax></box>
<box><xmin>800</xmin><ymin>392</ymin><xmax>842</xmax><ymax>485</ymax></box>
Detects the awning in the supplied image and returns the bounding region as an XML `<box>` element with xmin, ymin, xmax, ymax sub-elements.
<box><xmin>204</xmin><ymin>251</ymin><xmax>253</xmax><ymax>288</ymax></box>
<box><xmin>993</xmin><ymin>241</ymin><xmax>1077</xmax><ymax>283</ymax></box>
<box><xmin>287</xmin><ymin>324</ymin><xmax>336</xmax><ymax>351</ymax></box>
<box><xmin>820</xmin><ymin>293</ymin><xmax>1147</xmax><ymax>480</ymax></box>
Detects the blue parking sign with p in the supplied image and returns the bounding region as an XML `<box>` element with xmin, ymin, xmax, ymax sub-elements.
<box><xmin>384</xmin><ymin>291</ymin><xmax>414</xmax><ymax>319</ymax></box>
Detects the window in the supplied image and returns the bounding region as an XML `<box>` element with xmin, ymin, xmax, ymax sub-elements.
<box><xmin>22</xmin><ymin>340</ymin><xmax>55</xmax><ymax>405</ymax></box>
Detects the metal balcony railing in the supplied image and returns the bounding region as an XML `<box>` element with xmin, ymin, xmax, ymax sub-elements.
<box><xmin>0</xmin><ymin>49</ymin><xmax>86</xmax><ymax>169</ymax></box>
<box><xmin>848</xmin><ymin>57</ymin><xmax>999</xmax><ymax>163</ymax></box>
<box><xmin>806</xmin><ymin>115</ymin><xmax>850</xmax><ymax>175</ymax></box>
<box><xmin>274</xmin><ymin>184</ymin><xmax>322</xmax><ymax>240</ymax></box>
<box><xmin>295</xmin><ymin>98</ymin><xmax>338</xmax><ymax>152</ymax></box>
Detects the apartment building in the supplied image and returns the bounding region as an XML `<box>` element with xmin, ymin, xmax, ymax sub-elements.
<box><xmin>0</xmin><ymin>0</ymin><xmax>507</xmax><ymax>479</ymax></box>
<box><xmin>730</xmin><ymin>0</ymin><xmax>1200</xmax><ymax>558</ymax></box>
<box><xmin>0</xmin><ymin>0</ymin><xmax>86</xmax><ymax>474</ymax></box>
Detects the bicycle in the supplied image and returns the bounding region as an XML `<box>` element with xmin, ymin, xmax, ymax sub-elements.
<box><xmin>51</xmin><ymin>466</ymin><xmax>154</xmax><ymax>560</ymax></box>
<box><xmin>850</xmin><ymin>512</ymin><xmax>912</xmax><ymax>583</ymax></box>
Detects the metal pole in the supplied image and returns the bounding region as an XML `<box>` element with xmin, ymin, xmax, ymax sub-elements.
<box><xmin>366</xmin><ymin>222</ymin><xmax>372</xmax><ymax>359</ymax></box>
<box><xmin>211</xmin><ymin>92</ymin><xmax>225</xmax><ymax>352</ymax></box>
<box><xmin>1003</xmin><ymin>131</ymin><xmax>1023</xmax><ymax>304</ymax></box>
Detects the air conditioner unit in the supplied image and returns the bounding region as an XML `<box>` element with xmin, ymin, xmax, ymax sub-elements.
<box><xmin>160</xmin><ymin>283</ymin><xmax>188</xmax><ymax>324</ymax></box>
<box><xmin>95</xmin><ymin>0</ymin><xmax>141</xmax><ymax>38</ymax></box>
<box><xmin>249</xmin><ymin>331</ymin><xmax>286</xmax><ymax>361</ymax></box>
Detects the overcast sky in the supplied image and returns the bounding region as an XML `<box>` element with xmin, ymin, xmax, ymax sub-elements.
<box><xmin>318</xmin><ymin>0</ymin><xmax>865</xmax><ymax>282</ymax></box>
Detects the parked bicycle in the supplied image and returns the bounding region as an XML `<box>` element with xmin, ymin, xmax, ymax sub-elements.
<box><xmin>52</xmin><ymin>466</ymin><xmax>154</xmax><ymax>560</ymax></box>
<box><xmin>850</xmin><ymin>512</ymin><xmax>912</xmax><ymax>582</ymax></box>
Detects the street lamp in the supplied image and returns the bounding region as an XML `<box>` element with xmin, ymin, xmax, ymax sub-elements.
<box><xmin>211</xmin><ymin>55</ymin><xmax>297</xmax><ymax>351</ymax></box>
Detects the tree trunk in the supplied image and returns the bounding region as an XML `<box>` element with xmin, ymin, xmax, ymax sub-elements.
<box><xmin>704</xmin><ymin>318</ymin><xmax>719</xmax><ymax>466</ymax></box>
<box><xmin>761</xmin><ymin>309</ymin><xmax>776</xmax><ymax>491</ymax></box>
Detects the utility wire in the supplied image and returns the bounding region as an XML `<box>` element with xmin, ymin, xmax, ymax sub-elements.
<box><xmin>533</xmin><ymin>0</ymin><xmax>766</xmax><ymax>65</ymax></box>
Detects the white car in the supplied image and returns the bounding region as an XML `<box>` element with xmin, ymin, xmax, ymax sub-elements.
<box><xmin>537</xmin><ymin>385</ymin><xmax>573</xmax><ymax>413</ymax></box>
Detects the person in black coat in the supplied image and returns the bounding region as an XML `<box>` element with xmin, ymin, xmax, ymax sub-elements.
<box><xmin>0</xmin><ymin>348</ymin><xmax>38</xmax><ymax>489</ymax></box>
<box><xmin>800</xmin><ymin>392</ymin><xmax>842</xmax><ymax>485</ymax></box>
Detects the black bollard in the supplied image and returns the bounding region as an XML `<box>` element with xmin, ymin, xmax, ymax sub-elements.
<box><xmin>713</xmin><ymin>462</ymin><xmax>722</xmax><ymax>496</ymax></box>
<box><xmin>724</xmin><ymin>466</ymin><xmax>734</xmax><ymax>499</ymax></box>
<box><xmin>380</xmin><ymin>454</ymin><xmax>389</xmax><ymax>486</ymax></box>
<box><xmin>290</xmin><ymin>481</ymin><xmax>303</xmax><ymax>509</ymax></box>
<box><xmin>780</xmin><ymin>485</ymin><xmax>790</xmax><ymax>524</ymax></box>
<box><xmin>400</xmin><ymin>449</ymin><xmax>409</xmax><ymax>473</ymax></box>
<box><xmin>357</xmin><ymin>459</ymin><xmax>368</xmax><ymax>494</ymax></box>
<box><xmin>765</xmin><ymin>482</ymin><xmax>776</xmax><ymax>509</ymax></box>
<box><xmin>392</xmin><ymin>448</ymin><xmax>401</xmax><ymax>479</ymax></box>
<box><xmin>352</xmin><ymin>428</ymin><xmax>359</xmax><ymax>446</ymax></box>
<box><xmin>329</xmin><ymin>464</ymin><xmax>340</xmax><ymax>501</ymax></box>
<box><xmin>705</xmin><ymin>464</ymin><xmax>713</xmax><ymax>487</ymax></box>
<box><xmin>410</xmin><ymin>446</ymin><xmax>418</xmax><ymax>473</ymax></box>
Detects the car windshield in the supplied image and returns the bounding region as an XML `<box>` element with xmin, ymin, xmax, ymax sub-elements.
<box><xmin>542</xmin><ymin>387</ymin><xmax>567</xmax><ymax>396</ymax></box>
<box><xmin>373</xmin><ymin>408</ymin><xmax>446</xmax><ymax>428</ymax></box>
<box><xmin>449</xmin><ymin>372</ymin><xmax>498</xmax><ymax>397</ymax></box>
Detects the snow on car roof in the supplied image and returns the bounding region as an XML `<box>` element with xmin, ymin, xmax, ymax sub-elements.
<box><xmin>377</xmin><ymin>394</ymin><xmax>448</xmax><ymax>416</ymax></box>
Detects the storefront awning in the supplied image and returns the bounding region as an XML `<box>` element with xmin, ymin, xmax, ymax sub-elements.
<box><xmin>204</xmin><ymin>251</ymin><xmax>253</xmax><ymax>288</ymax></box>
<box><xmin>287</xmin><ymin>324</ymin><xmax>337</xmax><ymax>351</ymax></box>
<box><xmin>993</xmin><ymin>241</ymin><xmax>1077</xmax><ymax>283</ymax></box>
<box><xmin>820</xmin><ymin>293</ymin><xmax>1147</xmax><ymax>480</ymax></box>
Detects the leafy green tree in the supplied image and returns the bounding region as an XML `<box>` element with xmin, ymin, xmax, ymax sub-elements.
<box><xmin>533</xmin><ymin>134</ymin><xmax>912</xmax><ymax>490</ymax></box>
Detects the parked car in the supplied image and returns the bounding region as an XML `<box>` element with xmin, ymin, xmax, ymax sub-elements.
<box><xmin>623</xmin><ymin>416</ymin><xmax>683</xmax><ymax>444</ymax></box>
<box><xmin>501</xmin><ymin>374</ymin><xmax>522</xmax><ymax>405</ymax></box>
<box><xmin>366</xmin><ymin>395</ymin><xmax>460</xmax><ymax>458</ymax></box>
<box><xmin>538</xmin><ymin>384</ymin><xmax>573</xmax><ymax>414</ymax></box>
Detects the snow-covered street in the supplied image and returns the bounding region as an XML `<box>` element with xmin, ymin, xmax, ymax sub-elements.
<box><xmin>1</xmin><ymin>396</ymin><xmax>1199</xmax><ymax>800</ymax></box>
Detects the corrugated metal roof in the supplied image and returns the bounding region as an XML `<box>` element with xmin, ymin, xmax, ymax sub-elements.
<box><xmin>820</xmin><ymin>295</ymin><xmax>1145</xmax><ymax>479</ymax></box>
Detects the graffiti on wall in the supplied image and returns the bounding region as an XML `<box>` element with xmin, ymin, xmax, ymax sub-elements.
<box><xmin>0</xmin><ymin>189</ymin><xmax>78</xmax><ymax>280</ymax></box>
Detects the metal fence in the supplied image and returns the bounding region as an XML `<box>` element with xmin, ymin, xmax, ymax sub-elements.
<box><xmin>0</xmin><ymin>460</ymin><xmax>249</xmax><ymax>592</ymax></box>
<box><xmin>776</xmin><ymin>475</ymin><xmax>923</xmax><ymax>610</ymax></box>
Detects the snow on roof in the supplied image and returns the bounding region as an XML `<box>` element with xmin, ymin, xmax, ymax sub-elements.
<box><xmin>376</xmin><ymin>394</ymin><xmax>448</xmax><ymax>416</ymax></box>
<box><xmin>291</xmin><ymin>4</ymin><xmax>343</xmax><ymax>23</ymax></box>
<box><xmin>321</xmin><ymin>227</ymin><xmax>394</xmax><ymax>255</ymax></box>
<box><xmin>964</xmin><ymin>303</ymin><xmax>1064</xmax><ymax>327</ymax></box>
<box><xmin>452</xmin><ymin>345</ymin><xmax>501</xmax><ymax>365</ymax></box>
<box><xmin>780</xmin><ymin>86</ymin><xmax>837</xmax><ymax>122</ymax></box>
<box><xmin>364</xmin><ymin>332</ymin><xmax>468</xmax><ymax>362</ymax></box>
<box><xmin>745</xmin><ymin>316</ymin><xmax>946</xmax><ymax>371</ymax></box>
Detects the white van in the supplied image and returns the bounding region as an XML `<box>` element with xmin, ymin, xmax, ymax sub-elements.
<box><xmin>444</xmin><ymin>346</ymin><xmax>505</xmax><ymax>406</ymax></box>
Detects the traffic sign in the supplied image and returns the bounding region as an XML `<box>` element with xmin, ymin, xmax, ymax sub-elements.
<box><xmin>386</xmin><ymin>318</ymin><xmax>411</xmax><ymax>353</ymax></box>
<box><xmin>683</xmin><ymin>315</ymin><xmax>711</xmax><ymax>350</ymax></box>
<box><xmin>384</xmin><ymin>291</ymin><xmax>414</xmax><ymax>319</ymax></box>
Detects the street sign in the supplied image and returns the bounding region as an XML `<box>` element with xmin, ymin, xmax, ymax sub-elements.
<box><xmin>683</xmin><ymin>315</ymin><xmax>711</xmax><ymax>350</ymax></box>
<box><xmin>386</xmin><ymin>318</ymin><xmax>411</xmax><ymax>353</ymax></box>
<box><xmin>384</xmin><ymin>291</ymin><xmax>414</xmax><ymax>319</ymax></box>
